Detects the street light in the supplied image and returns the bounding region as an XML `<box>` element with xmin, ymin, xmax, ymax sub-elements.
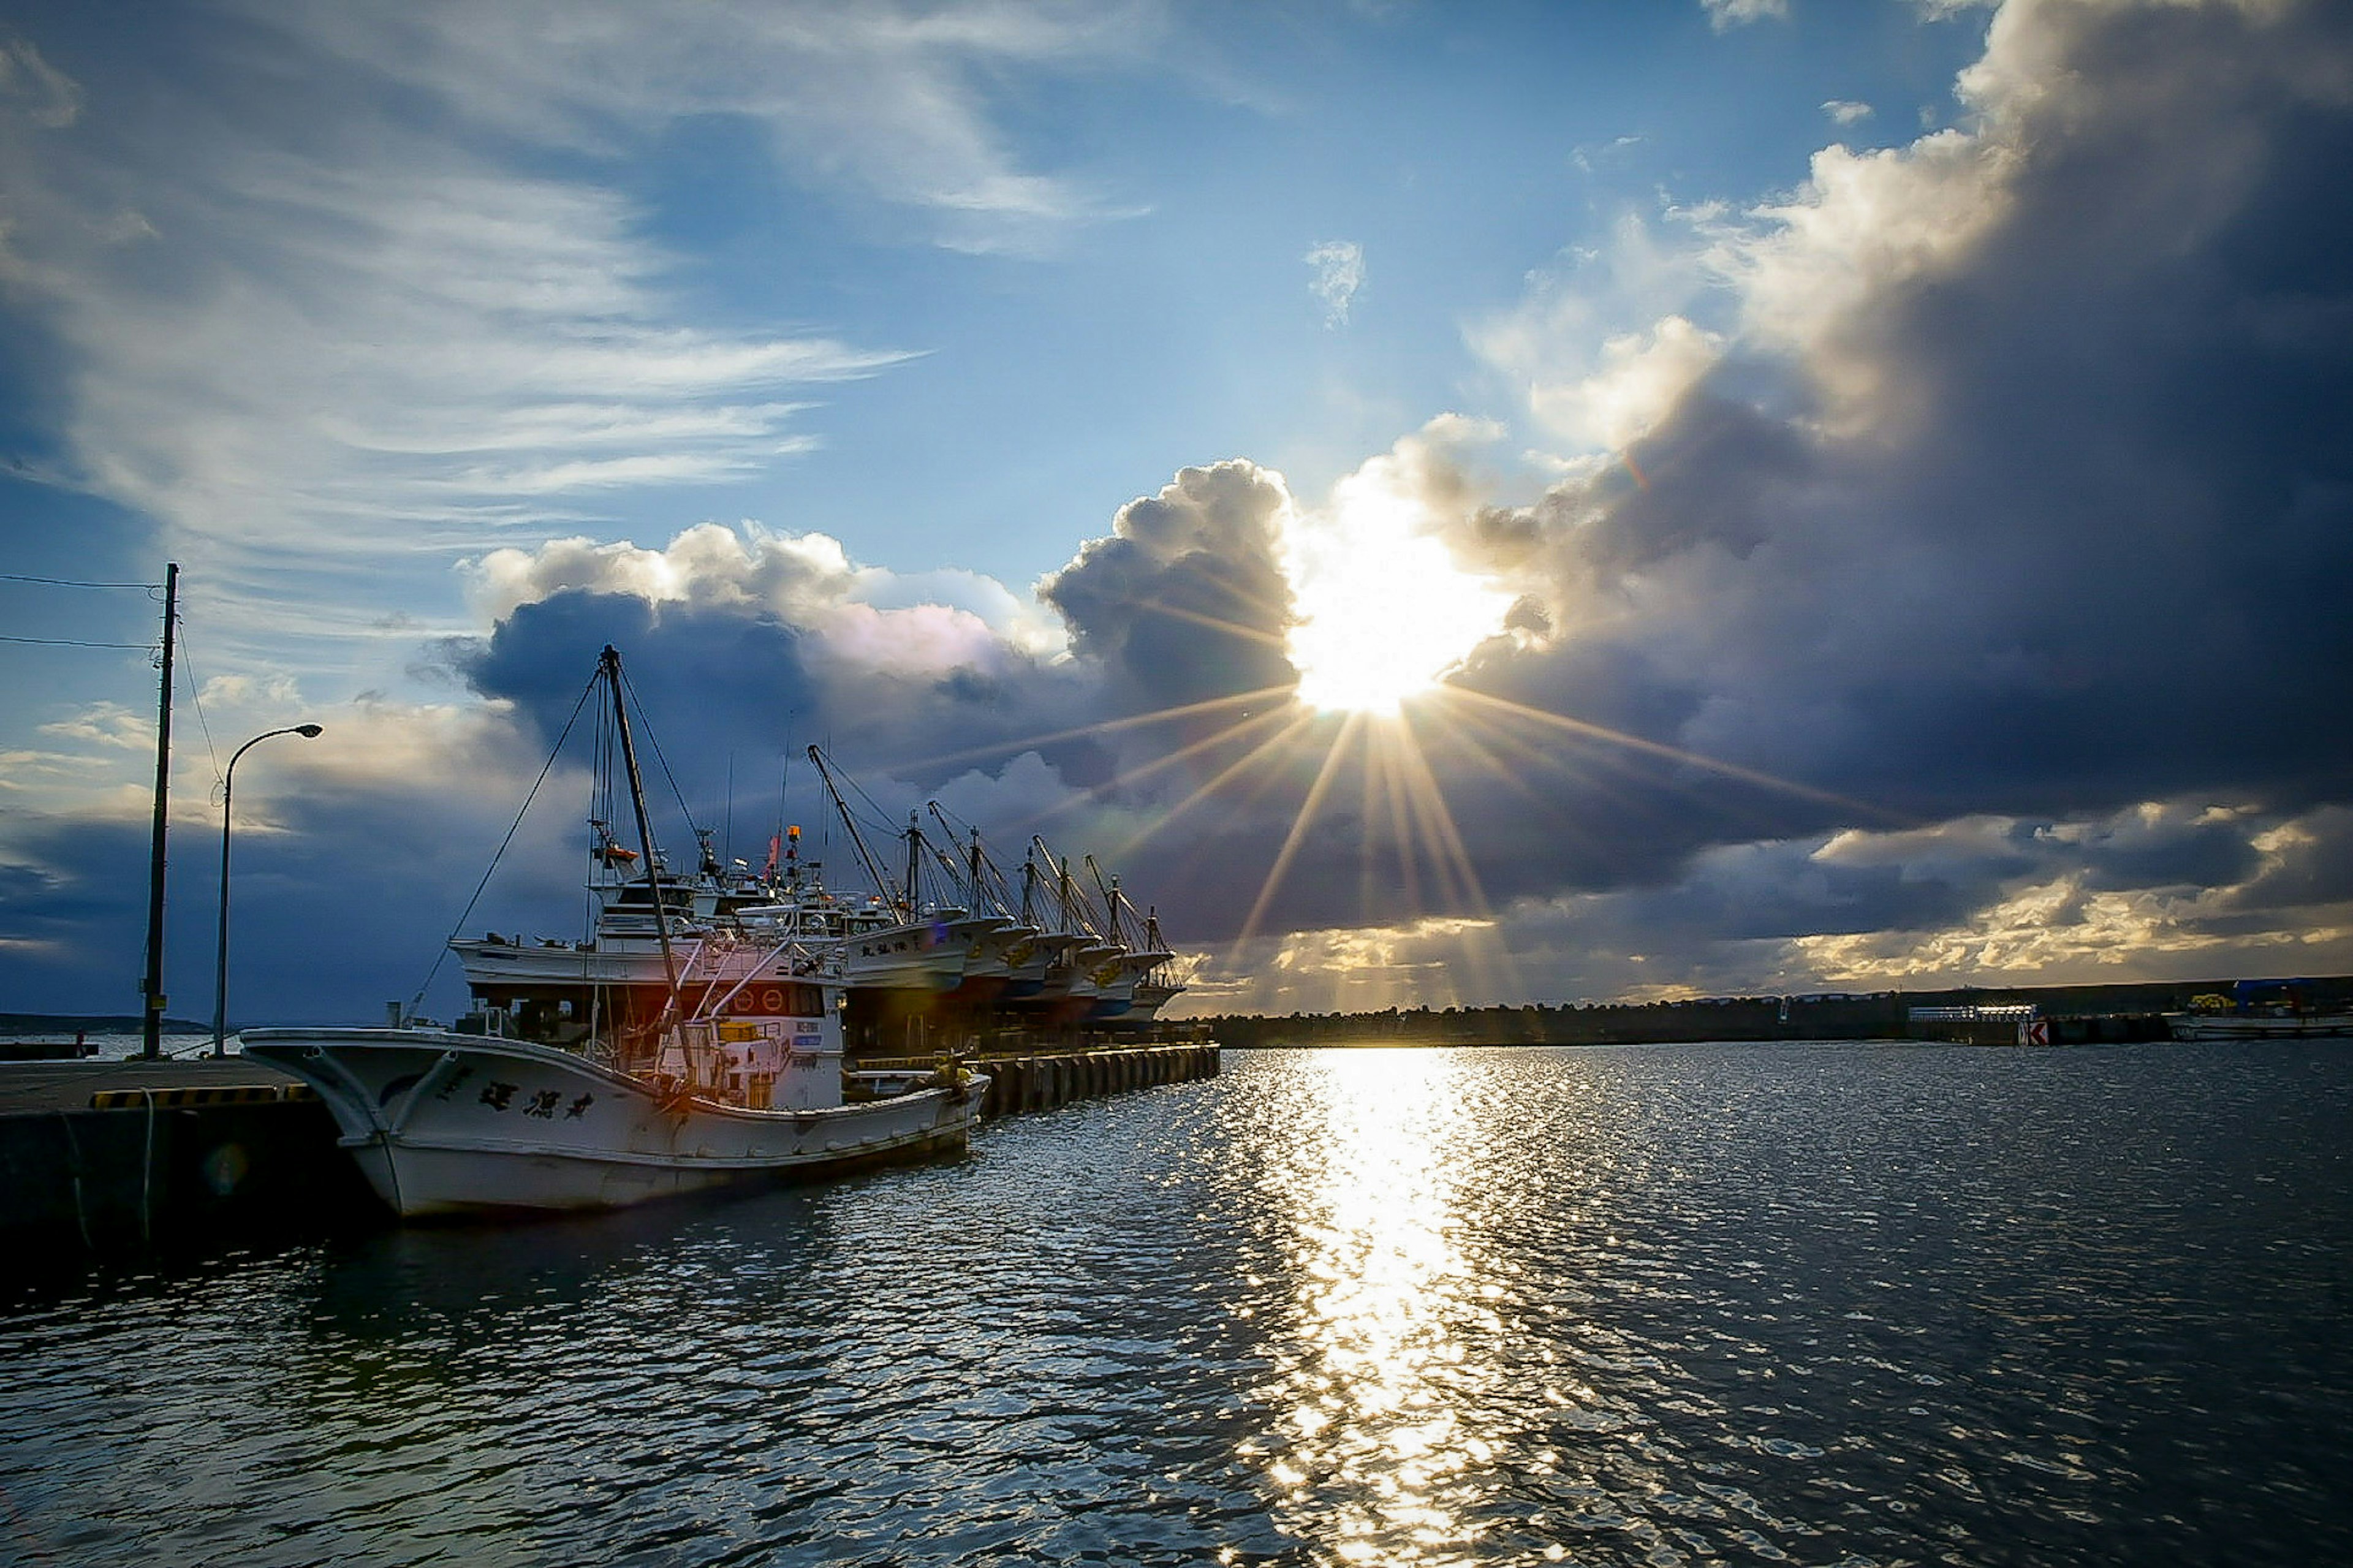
<box><xmin>213</xmin><ymin>724</ymin><xmax>324</xmax><ymax>1058</ymax></box>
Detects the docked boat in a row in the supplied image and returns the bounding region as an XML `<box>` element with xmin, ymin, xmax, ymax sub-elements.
<box><xmin>245</xmin><ymin>645</ymin><xmax>1186</xmax><ymax>1219</ymax></box>
<box><xmin>447</xmin><ymin>750</ymin><xmax>1182</xmax><ymax>1046</ymax></box>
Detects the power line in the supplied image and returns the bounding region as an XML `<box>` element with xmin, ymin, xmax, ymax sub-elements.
<box><xmin>0</xmin><ymin>572</ymin><xmax>161</xmax><ymax>589</ymax></box>
<box><xmin>0</xmin><ymin>634</ymin><xmax>157</xmax><ymax>648</ymax></box>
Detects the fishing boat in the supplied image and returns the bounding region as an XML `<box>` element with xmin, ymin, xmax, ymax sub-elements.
<box><xmin>243</xmin><ymin>646</ymin><xmax>987</xmax><ymax>1219</ymax></box>
<box><xmin>2167</xmin><ymin>1013</ymin><xmax>2353</xmax><ymax>1040</ymax></box>
<box><xmin>2165</xmin><ymin>980</ymin><xmax>2353</xmax><ymax>1040</ymax></box>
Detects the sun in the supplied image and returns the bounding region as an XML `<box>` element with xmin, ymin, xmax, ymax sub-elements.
<box><xmin>1283</xmin><ymin>482</ymin><xmax>1512</xmax><ymax>716</ymax></box>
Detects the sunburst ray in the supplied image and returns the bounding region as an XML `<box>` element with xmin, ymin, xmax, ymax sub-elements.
<box><xmin>890</xmin><ymin>683</ymin><xmax>1298</xmax><ymax>776</ymax></box>
<box><xmin>1442</xmin><ymin>683</ymin><xmax>1908</xmax><ymax>825</ymax></box>
<box><xmin>1236</xmin><ymin>710</ymin><xmax>1366</xmax><ymax>953</ymax></box>
<box><xmin>1105</xmin><ymin>708</ymin><xmax>1326</xmax><ymax>862</ymax></box>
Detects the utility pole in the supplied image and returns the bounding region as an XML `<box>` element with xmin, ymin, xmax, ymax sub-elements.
<box><xmin>140</xmin><ymin>562</ymin><xmax>178</xmax><ymax>1061</ymax></box>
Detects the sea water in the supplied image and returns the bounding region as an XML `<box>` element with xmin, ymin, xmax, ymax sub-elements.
<box><xmin>2</xmin><ymin>1040</ymin><xmax>2347</xmax><ymax>1566</ymax></box>
<box><xmin>2</xmin><ymin>1031</ymin><xmax>214</xmax><ymax>1060</ymax></box>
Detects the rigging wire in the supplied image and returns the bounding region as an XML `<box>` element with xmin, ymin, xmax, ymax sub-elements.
<box><xmin>826</xmin><ymin>755</ymin><xmax>912</xmax><ymax>839</ymax></box>
<box><xmin>613</xmin><ymin>665</ymin><xmax>703</xmax><ymax>840</ymax></box>
<box><xmin>404</xmin><ymin>672</ymin><xmax>599</xmax><ymax>1021</ymax></box>
<box><xmin>926</xmin><ymin>800</ymin><xmax>1021</xmax><ymax>913</ymax></box>
<box><xmin>173</xmin><ymin>619</ymin><xmax>225</xmax><ymax>795</ymax></box>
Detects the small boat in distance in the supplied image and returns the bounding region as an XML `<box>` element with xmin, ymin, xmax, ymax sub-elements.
<box><xmin>2165</xmin><ymin>979</ymin><xmax>2353</xmax><ymax>1041</ymax></box>
<box><xmin>243</xmin><ymin>646</ymin><xmax>987</xmax><ymax>1219</ymax></box>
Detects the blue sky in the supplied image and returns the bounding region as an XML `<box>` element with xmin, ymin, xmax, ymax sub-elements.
<box><xmin>3</xmin><ymin>0</ymin><xmax>2350</xmax><ymax>1023</ymax></box>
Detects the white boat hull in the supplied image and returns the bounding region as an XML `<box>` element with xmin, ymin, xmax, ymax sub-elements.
<box><xmin>2166</xmin><ymin>1013</ymin><xmax>2353</xmax><ymax>1041</ymax></box>
<box><xmin>454</xmin><ymin>934</ymin><xmax>821</xmax><ymax>990</ymax></box>
<box><xmin>241</xmin><ymin>1027</ymin><xmax>985</xmax><ymax>1219</ymax></box>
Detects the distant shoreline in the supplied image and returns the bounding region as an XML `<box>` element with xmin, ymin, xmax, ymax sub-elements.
<box><xmin>1190</xmin><ymin>974</ymin><xmax>2353</xmax><ymax>1049</ymax></box>
<box><xmin>1</xmin><ymin>1013</ymin><xmax>211</xmax><ymax>1036</ymax></box>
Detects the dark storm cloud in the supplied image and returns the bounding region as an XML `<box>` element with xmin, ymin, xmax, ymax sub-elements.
<box><xmin>452</xmin><ymin>587</ymin><xmax>1114</xmax><ymax>805</ymax></box>
<box><xmin>391</xmin><ymin>464</ymin><xmax>1308</xmax><ymax>946</ymax></box>
<box><xmin>2221</xmin><ymin>804</ymin><xmax>2353</xmax><ymax>913</ymax></box>
<box><xmin>0</xmin><ymin>756</ymin><xmax>572</xmax><ymax>1023</ymax></box>
<box><xmin>1448</xmin><ymin>0</ymin><xmax>2353</xmax><ymax>861</ymax></box>
<box><xmin>1125</xmin><ymin>0</ymin><xmax>2353</xmax><ymax>982</ymax></box>
<box><xmin>1039</xmin><ymin>460</ymin><xmax>1300</xmax><ymax>713</ymax></box>
<box><xmin>457</xmin><ymin>589</ymin><xmax>812</xmax><ymax>757</ymax></box>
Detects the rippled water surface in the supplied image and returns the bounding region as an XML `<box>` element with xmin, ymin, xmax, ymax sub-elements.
<box><xmin>6</xmin><ymin>1041</ymin><xmax>2349</xmax><ymax>1566</ymax></box>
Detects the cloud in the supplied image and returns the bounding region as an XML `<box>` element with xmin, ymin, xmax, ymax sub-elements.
<box><xmin>1039</xmin><ymin>460</ymin><xmax>1302</xmax><ymax>713</ymax></box>
<box><xmin>1453</xmin><ymin>0</ymin><xmax>2353</xmax><ymax>824</ymax></box>
<box><xmin>1187</xmin><ymin>793</ymin><xmax>2353</xmax><ymax>1013</ymax></box>
<box><xmin>1702</xmin><ymin>0</ymin><xmax>1790</xmax><ymax>31</ymax></box>
<box><xmin>1468</xmin><ymin>208</ymin><xmax>1729</xmax><ymax>461</ymax></box>
<box><xmin>36</xmin><ymin>703</ymin><xmax>154</xmax><ymax>754</ymax></box>
<box><xmin>1822</xmin><ymin>99</ymin><xmax>1874</xmax><ymax>125</ymax></box>
<box><xmin>266</xmin><ymin>1</ymin><xmax>1153</xmax><ymax>251</ymax></box>
<box><xmin>1396</xmin><ymin>0</ymin><xmax>2353</xmax><ymax>997</ymax></box>
<box><xmin>1526</xmin><ymin>314</ymin><xmax>1722</xmax><ymax>451</ymax></box>
<box><xmin>1305</xmin><ymin>240</ymin><xmax>1366</xmax><ymax>326</ymax></box>
<box><xmin>0</xmin><ymin>1</ymin><xmax>1156</xmax><ymax>684</ymax></box>
<box><xmin>0</xmin><ymin>32</ymin><xmax>80</xmax><ymax>128</ymax></box>
<box><xmin>469</xmin><ymin>525</ymin><xmax>862</xmax><ymax>626</ymax></box>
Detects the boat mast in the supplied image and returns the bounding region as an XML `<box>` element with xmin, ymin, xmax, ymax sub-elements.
<box><xmin>903</xmin><ymin>812</ymin><xmax>923</xmax><ymax>918</ymax></box>
<box><xmin>1034</xmin><ymin>835</ymin><xmax>1103</xmax><ymax>939</ymax></box>
<box><xmin>926</xmin><ymin>805</ymin><xmax>1017</xmax><ymax>919</ymax></box>
<box><xmin>1086</xmin><ymin>855</ymin><xmax>1131</xmax><ymax>948</ymax></box>
<box><xmin>602</xmin><ymin>646</ymin><xmax>680</xmax><ymax>1006</ymax></box>
<box><xmin>139</xmin><ymin>562</ymin><xmax>179</xmax><ymax>1061</ymax></box>
<box><xmin>805</xmin><ymin>746</ymin><xmax>902</xmax><ymax>912</ymax></box>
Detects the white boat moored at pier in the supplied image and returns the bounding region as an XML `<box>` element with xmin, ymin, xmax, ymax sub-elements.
<box><xmin>241</xmin><ymin>1022</ymin><xmax>984</xmax><ymax>1219</ymax></box>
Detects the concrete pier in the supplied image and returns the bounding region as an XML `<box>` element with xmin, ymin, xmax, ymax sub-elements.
<box><xmin>0</xmin><ymin>1058</ymin><xmax>382</xmax><ymax>1261</ymax></box>
<box><xmin>862</xmin><ymin>1042</ymin><xmax>1223</xmax><ymax>1119</ymax></box>
<box><xmin>2</xmin><ymin>1041</ymin><xmax>1222</xmax><ymax>1261</ymax></box>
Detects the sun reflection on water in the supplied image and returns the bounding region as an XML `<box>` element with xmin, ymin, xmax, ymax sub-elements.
<box><xmin>1242</xmin><ymin>1049</ymin><xmax>1521</xmax><ymax>1565</ymax></box>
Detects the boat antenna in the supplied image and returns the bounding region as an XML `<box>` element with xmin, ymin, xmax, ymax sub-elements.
<box><xmin>139</xmin><ymin>562</ymin><xmax>178</xmax><ymax>1061</ymax></box>
<box><xmin>604</xmin><ymin>646</ymin><xmax>681</xmax><ymax>1015</ymax></box>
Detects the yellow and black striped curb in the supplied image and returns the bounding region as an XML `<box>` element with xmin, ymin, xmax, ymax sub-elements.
<box><xmin>87</xmin><ymin>1083</ymin><xmax>316</xmax><ymax>1110</ymax></box>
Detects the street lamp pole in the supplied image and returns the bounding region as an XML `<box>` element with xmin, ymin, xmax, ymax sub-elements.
<box><xmin>213</xmin><ymin>724</ymin><xmax>324</xmax><ymax>1058</ymax></box>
